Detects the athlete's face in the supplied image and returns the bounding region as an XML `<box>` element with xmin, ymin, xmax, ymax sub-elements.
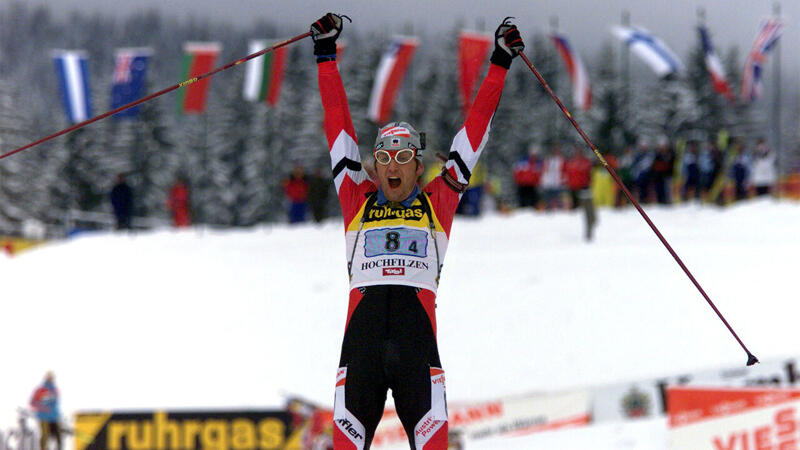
<box><xmin>374</xmin><ymin>151</ymin><xmax>424</xmax><ymax>203</ymax></box>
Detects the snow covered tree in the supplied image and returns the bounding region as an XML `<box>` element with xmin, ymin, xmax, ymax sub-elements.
<box><xmin>0</xmin><ymin>80</ymin><xmax>37</xmax><ymax>234</ymax></box>
<box><xmin>588</xmin><ymin>43</ymin><xmax>635</xmax><ymax>154</ymax></box>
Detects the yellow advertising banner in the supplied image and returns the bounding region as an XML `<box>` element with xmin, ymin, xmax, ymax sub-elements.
<box><xmin>74</xmin><ymin>410</ymin><xmax>304</xmax><ymax>450</ymax></box>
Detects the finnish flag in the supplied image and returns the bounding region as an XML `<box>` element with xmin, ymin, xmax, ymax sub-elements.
<box><xmin>612</xmin><ymin>26</ymin><xmax>683</xmax><ymax>78</ymax></box>
<box><xmin>53</xmin><ymin>50</ymin><xmax>92</xmax><ymax>123</ymax></box>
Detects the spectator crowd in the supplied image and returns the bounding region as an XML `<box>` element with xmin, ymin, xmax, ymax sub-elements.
<box><xmin>512</xmin><ymin>136</ymin><xmax>780</xmax><ymax>211</ymax></box>
<box><xmin>91</xmin><ymin>136</ymin><xmax>785</xmax><ymax>231</ymax></box>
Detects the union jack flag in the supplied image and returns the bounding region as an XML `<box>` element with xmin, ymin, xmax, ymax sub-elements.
<box><xmin>741</xmin><ymin>18</ymin><xmax>783</xmax><ymax>102</ymax></box>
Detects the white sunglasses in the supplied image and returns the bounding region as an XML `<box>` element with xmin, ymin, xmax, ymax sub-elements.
<box><xmin>374</xmin><ymin>149</ymin><xmax>416</xmax><ymax>165</ymax></box>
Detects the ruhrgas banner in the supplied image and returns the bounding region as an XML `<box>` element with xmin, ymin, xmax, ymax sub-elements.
<box><xmin>73</xmin><ymin>410</ymin><xmax>303</xmax><ymax>450</ymax></box>
<box><xmin>668</xmin><ymin>386</ymin><xmax>800</xmax><ymax>449</ymax></box>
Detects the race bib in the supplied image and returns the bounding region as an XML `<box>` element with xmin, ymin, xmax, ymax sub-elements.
<box><xmin>364</xmin><ymin>227</ymin><xmax>428</xmax><ymax>258</ymax></box>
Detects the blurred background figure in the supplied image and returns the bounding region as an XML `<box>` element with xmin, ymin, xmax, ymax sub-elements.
<box><xmin>750</xmin><ymin>138</ymin><xmax>777</xmax><ymax>197</ymax></box>
<box><xmin>540</xmin><ymin>145</ymin><xmax>565</xmax><ymax>210</ymax></box>
<box><xmin>307</xmin><ymin>167</ymin><xmax>331</xmax><ymax>224</ymax></box>
<box><xmin>564</xmin><ymin>147</ymin><xmax>592</xmax><ymax>210</ymax></box>
<box><xmin>283</xmin><ymin>164</ymin><xmax>309</xmax><ymax>224</ymax></box>
<box><xmin>29</xmin><ymin>371</ymin><xmax>62</xmax><ymax>450</ymax></box>
<box><xmin>168</xmin><ymin>176</ymin><xmax>191</xmax><ymax>228</ymax></box>
<box><xmin>651</xmin><ymin>138</ymin><xmax>675</xmax><ymax>205</ymax></box>
<box><xmin>456</xmin><ymin>161</ymin><xmax>486</xmax><ymax>216</ymax></box>
<box><xmin>699</xmin><ymin>138</ymin><xmax>723</xmax><ymax>201</ymax></box>
<box><xmin>682</xmin><ymin>141</ymin><xmax>701</xmax><ymax>202</ymax></box>
<box><xmin>109</xmin><ymin>173</ymin><xmax>133</xmax><ymax>230</ymax></box>
<box><xmin>615</xmin><ymin>146</ymin><xmax>634</xmax><ymax>207</ymax></box>
<box><xmin>632</xmin><ymin>140</ymin><xmax>654</xmax><ymax>204</ymax></box>
<box><xmin>730</xmin><ymin>138</ymin><xmax>751</xmax><ymax>201</ymax></box>
<box><xmin>512</xmin><ymin>144</ymin><xmax>542</xmax><ymax>209</ymax></box>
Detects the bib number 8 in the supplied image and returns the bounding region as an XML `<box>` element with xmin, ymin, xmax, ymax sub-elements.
<box><xmin>365</xmin><ymin>228</ymin><xmax>428</xmax><ymax>258</ymax></box>
<box><xmin>385</xmin><ymin>231</ymin><xmax>400</xmax><ymax>251</ymax></box>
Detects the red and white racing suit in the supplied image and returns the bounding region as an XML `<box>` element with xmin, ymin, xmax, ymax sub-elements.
<box><xmin>317</xmin><ymin>59</ymin><xmax>507</xmax><ymax>449</ymax></box>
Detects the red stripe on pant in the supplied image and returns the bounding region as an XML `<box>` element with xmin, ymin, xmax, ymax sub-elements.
<box><xmin>333</xmin><ymin>425</ymin><xmax>360</xmax><ymax>449</ymax></box>
<box><xmin>421</xmin><ymin>422</ymin><xmax>448</xmax><ymax>449</ymax></box>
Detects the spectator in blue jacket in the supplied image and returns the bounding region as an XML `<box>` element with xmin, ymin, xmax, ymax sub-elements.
<box><xmin>110</xmin><ymin>173</ymin><xmax>134</xmax><ymax>230</ymax></box>
<box><xmin>30</xmin><ymin>371</ymin><xmax>62</xmax><ymax>450</ymax></box>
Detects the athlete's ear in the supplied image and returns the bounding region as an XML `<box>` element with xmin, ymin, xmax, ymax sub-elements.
<box><xmin>416</xmin><ymin>160</ymin><xmax>424</xmax><ymax>178</ymax></box>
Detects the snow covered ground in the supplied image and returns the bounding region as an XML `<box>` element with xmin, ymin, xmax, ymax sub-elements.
<box><xmin>1</xmin><ymin>199</ymin><xmax>798</xmax><ymax>448</ymax></box>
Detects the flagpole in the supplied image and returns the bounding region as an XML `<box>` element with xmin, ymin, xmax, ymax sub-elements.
<box><xmin>550</xmin><ymin>15</ymin><xmax>560</xmax><ymax>143</ymax></box>
<box><xmin>772</xmin><ymin>2</ymin><xmax>782</xmax><ymax>195</ymax></box>
<box><xmin>621</xmin><ymin>11</ymin><xmax>631</xmax><ymax>130</ymax></box>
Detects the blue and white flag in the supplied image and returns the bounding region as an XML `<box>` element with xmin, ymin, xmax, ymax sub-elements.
<box><xmin>742</xmin><ymin>18</ymin><xmax>783</xmax><ymax>103</ymax></box>
<box><xmin>53</xmin><ymin>50</ymin><xmax>92</xmax><ymax>124</ymax></box>
<box><xmin>111</xmin><ymin>47</ymin><xmax>153</xmax><ymax>119</ymax></box>
<box><xmin>612</xmin><ymin>26</ymin><xmax>683</xmax><ymax>78</ymax></box>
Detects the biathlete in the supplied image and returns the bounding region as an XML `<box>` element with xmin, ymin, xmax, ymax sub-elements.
<box><xmin>310</xmin><ymin>13</ymin><xmax>524</xmax><ymax>449</ymax></box>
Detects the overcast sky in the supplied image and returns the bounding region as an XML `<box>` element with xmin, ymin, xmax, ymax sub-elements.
<box><xmin>7</xmin><ymin>0</ymin><xmax>799</xmax><ymax>73</ymax></box>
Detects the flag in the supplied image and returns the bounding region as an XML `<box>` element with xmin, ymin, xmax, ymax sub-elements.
<box><xmin>336</xmin><ymin>40</ymin><xmax>348</xmax><ymax>60</ymax></box>
<box><xmin>177</xmin><ymin>42</ymin><xmax>222</xmax><ymax>114</ymax></box>
<box><xmin>741</xmin><ymin>18</ymin><xmax>783</xmax><ymax>103</ymax></box>
<box><xmin>243</xmin><ymin>40</ymin><xmax>288</xmax><ymax>106</ymax></box>
<box><xmin>53</xmin><ymin>50</ymin><xmax>92</xmax><ymax>124</ymax></box>
<box><xmin>367</xmin><ymin>36</ymin><xmax>418</xmax><ymax>125</ymax></box>
<box><xmin>110</xmin><ymin>47</ymin><xmax>153</xmax><ymax>118</ymax></box>
<box><xmin>458</xmin><ymin>31</ymin><xmax>493</xmax><ymax>117</ymax></box>
<box><xmin>550</xmin><ymin>33</ymin><xmax>592</xmax><ymax>110</ymax></box>
<box><xmin>698</xmin><ymin>26</ymin><xmax>734</xmax><ymax>102</ymax></box>
<box><xmin>611</xmin><ymin>26</ymin><xmax>683</xmax><ymax>78</ymax></box>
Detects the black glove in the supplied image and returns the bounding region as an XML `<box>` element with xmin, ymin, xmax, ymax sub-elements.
<box><xmin>310</xmin><ymin>13</ymin><xmax>344</xmax><ymax>60</ymax></box>
<box><xmin>490</xmin><ymin>19</ymin><xmax>524</xmax><ymax>69</ymax></box>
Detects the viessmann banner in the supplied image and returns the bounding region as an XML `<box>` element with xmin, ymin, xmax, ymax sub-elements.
<box><xmin>592</xmin><ymin>357</ymin><xmax>800</xmax><ymax>422</ymax></box>
<box><xmin>668</xmin><ymin>386</ymin><xmax>800</xmax><ymax>449</ymax></box>
<box><xmin>74</xmin><ymin>410</ymin><xmax>303</xmax><ymax>450</ymax></box>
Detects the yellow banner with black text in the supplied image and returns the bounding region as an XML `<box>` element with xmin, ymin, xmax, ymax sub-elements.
<box><xmin>74</xmin><ymin>410</ymin><xmax>304</xmax><ymax>450</ymax></box>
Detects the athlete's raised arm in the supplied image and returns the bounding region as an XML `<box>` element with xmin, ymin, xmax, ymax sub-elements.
<box><xmin>312</xmin><ymin>13</ymin><xmax>376</xmax><ymax>227</ymax></box>
<box><xmin>427</xmin><ymin>20</ymin><xmax>525</xmax><ymax>233</ymax></box>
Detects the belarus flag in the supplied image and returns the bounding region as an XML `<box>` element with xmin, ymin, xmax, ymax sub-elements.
<box><xmin>177</xmin><ymin>42</ymin><xmax>222</xmax><ymax>114</ymax></box>
<box><xmin>53</xmin><ymin>50</ymin><xmax>92</xmax><ymax>124</ymax></box>
<box><xmin>550</xmin><ymin>33</ymin><xmax>592</xmax><ymax>110</ymax></box>
<box><xmin>367</xmin><ymin>36</ymin><xmax>418</xmax><ymax>125</ymax></box>
<box><xmin>243</xmin><ymin>40</ymin><xmax>288</xmax><ymax>107</ymax></box>
<box><xmin>458</xmin><ymin>31</ymin><xmax>493</xmax><ymax>118</ymax></box>
<box><xmin>698</xmin><ymin>26</ymin><xmax>734</xmax><ymax>102</ymax></box>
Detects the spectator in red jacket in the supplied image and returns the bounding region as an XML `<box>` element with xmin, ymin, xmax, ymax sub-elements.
<box><xmin>564</xmin><ymin>148</ymin><xmax>593</xmax><ymax>210</ymax></box>
<box><xmin>168</xmin><ymin>177</ymin><xmax>191</xmax><ymax>228</ymax></box>
<box><xmin>283</xmin><ymin>164</ymin><xmax>309</xmax><ymax>224</ymax></box>
<box><xmin>512</xmin><ymin>145</ymin><xmax>543</xmax><ymax>208</ymax></box>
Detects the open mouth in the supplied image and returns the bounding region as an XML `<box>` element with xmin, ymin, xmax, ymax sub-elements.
<box><xmin>388</xmin><ymin>177</ymin><xmax>401</xmax><ymax>189</ymax></box>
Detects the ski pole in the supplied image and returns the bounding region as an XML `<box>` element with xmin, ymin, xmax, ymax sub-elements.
<box><xmin>0</xmin><ymin>31</ymin><xmax>313</xmax><ymax>162</ymax></box>
<box><xmin>517</xmin><ymin>50</ymin><xmax>758</xmax><ymax>366</ymax></box>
